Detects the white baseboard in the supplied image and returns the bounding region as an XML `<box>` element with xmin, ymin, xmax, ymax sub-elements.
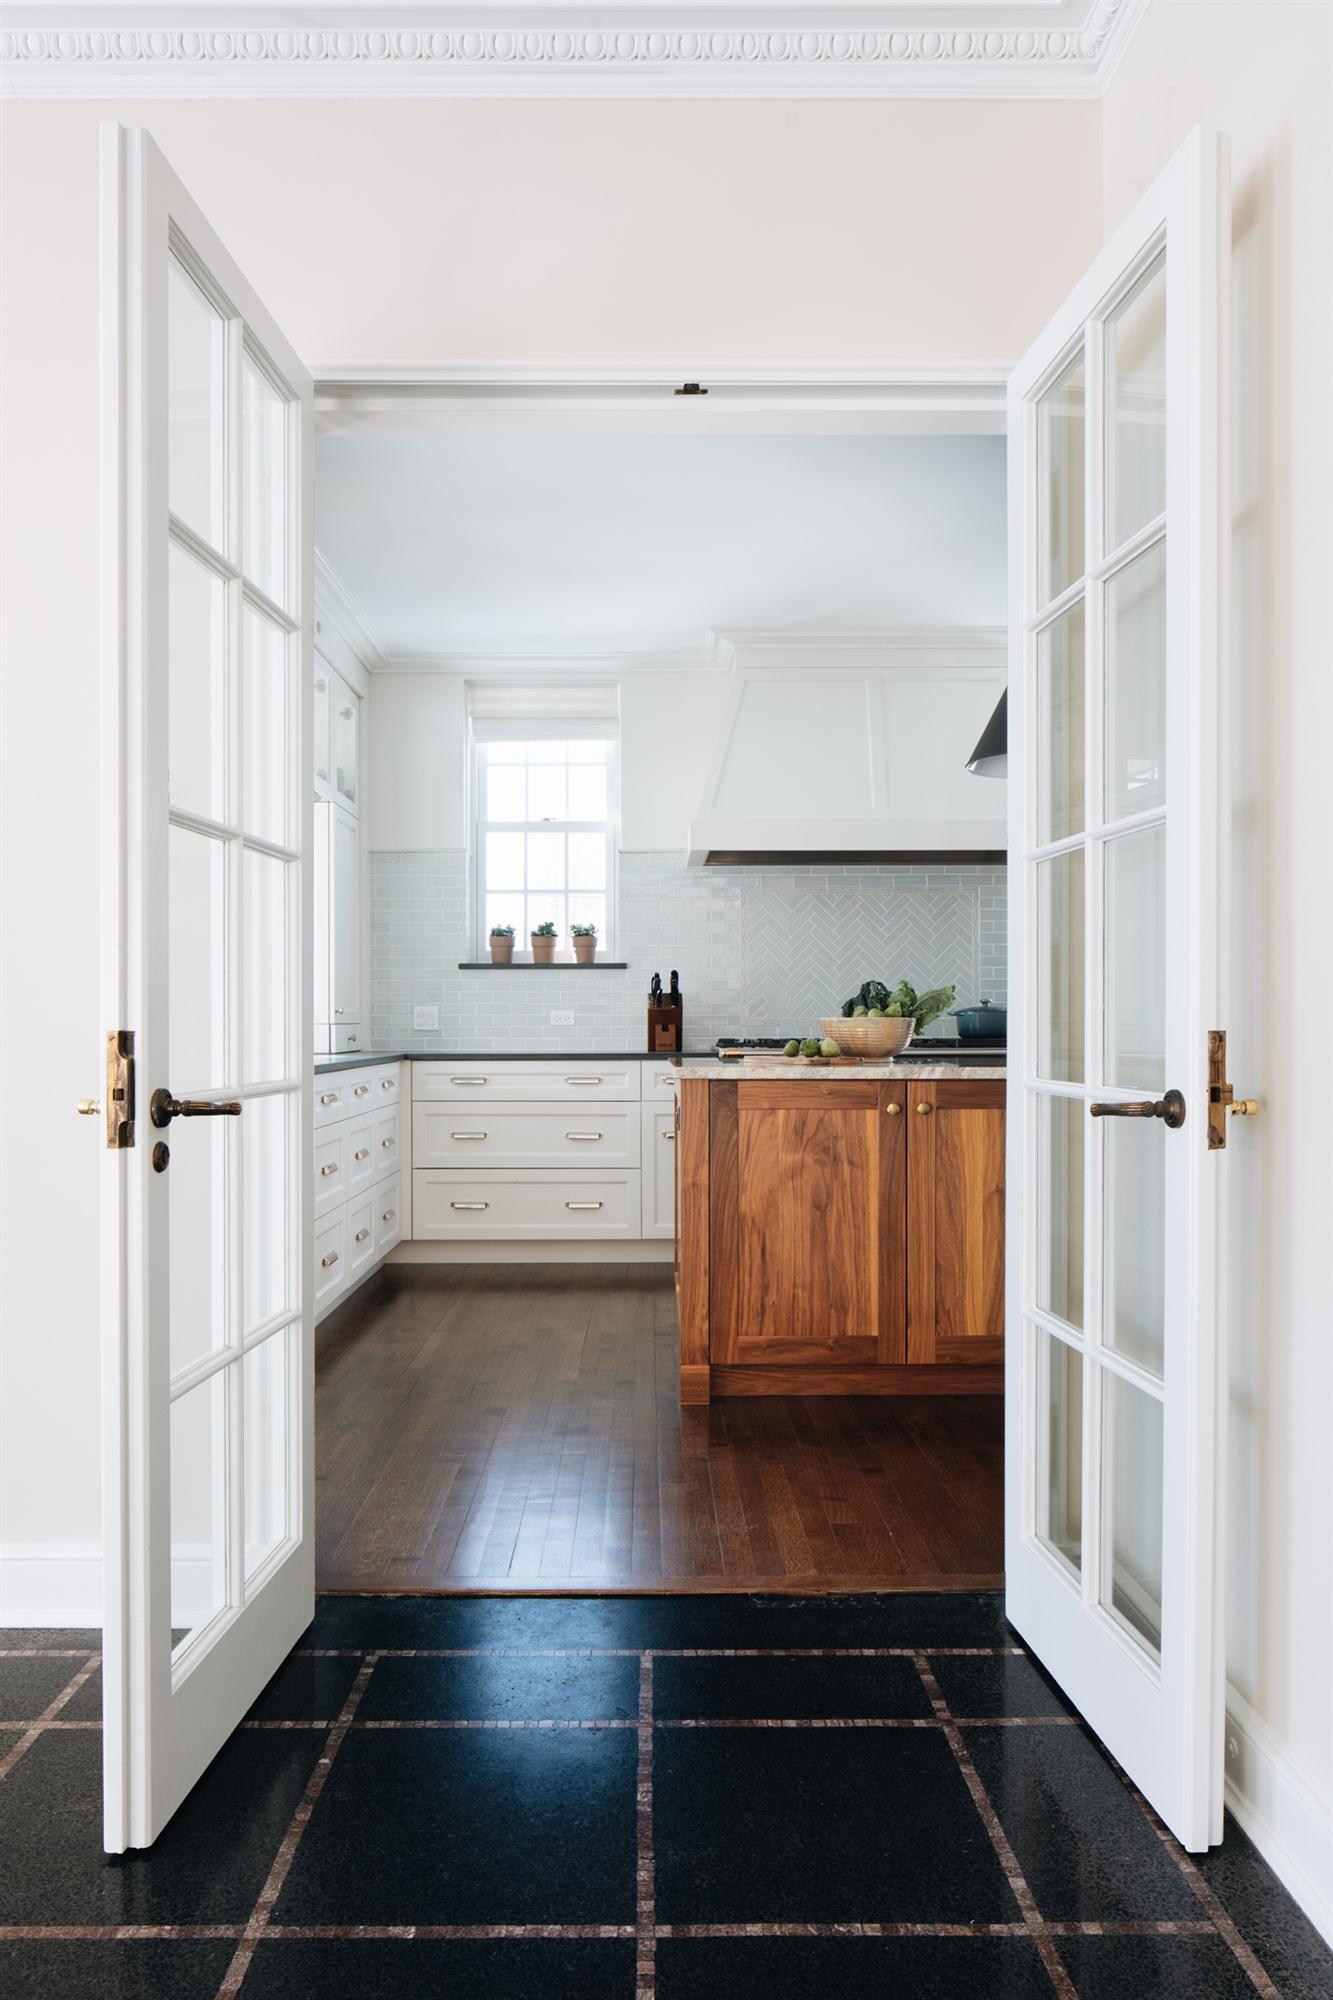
<box><xmin>0</xmin><ymin>1545</ymin><xmax>102</xmax><ymax>1628</ymax></box>
<box><xmin>0</xmin><ymin>1544</ymin><xmax>217</xmax><ymax>1632</ymax></box>
<box><xmin>1225</xmin><ymin>1683</ymin><xmax>1333</xmax><ymax>1947</ymax></box>
<box><xmin>388</xmin><ymin>1240</ymin><xmax>674</xmax><ymax>1265</ymax></box>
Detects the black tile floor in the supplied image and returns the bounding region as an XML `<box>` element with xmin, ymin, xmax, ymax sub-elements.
<box><xmin>1</xmin><ymin>1594</ymin><xmax>1329</xmax><ymax>1999</ymax></box>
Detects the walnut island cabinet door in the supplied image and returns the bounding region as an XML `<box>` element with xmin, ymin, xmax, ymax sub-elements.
<box><xmin>906</xmin><ymin>1081</ymin><xmax>1007</xmax><ymax>1366</ymax></box>
<box><xmin>709</xmin><ymin>1079</ymin><xmax>907</xmax><ymax>1375</ymax></box>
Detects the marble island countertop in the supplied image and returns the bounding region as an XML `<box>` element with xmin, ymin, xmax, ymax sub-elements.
<box><xmin>670</xmin><ymin>1058</ymin><xmax>1006</xmax><ymax>1082</ymax></box>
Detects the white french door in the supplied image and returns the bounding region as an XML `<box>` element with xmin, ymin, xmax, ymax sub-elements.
<box><xmin>99</xmin><ymin>125</ymin><xmax>314</xmax><ymax>1850</ymax></box>
<box><xmin>1005</xmin><ymin>127</ymin><xmax>1234</xmax><ymax>1851</ymax></box>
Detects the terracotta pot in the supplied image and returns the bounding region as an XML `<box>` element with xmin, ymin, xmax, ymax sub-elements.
<box><xmin>489</xmin><ymin>934</ymin><xmax>514</xmax><ymax>964</ymax></box>
<box><xmin>572</xmin><ymin>935</ymin><xmax>597</xmax><ymax>965</ymax></box>
<box><xmin>530</xmin><ymin>933</ymin><xmax>556</xmax><ymax>965</ymax></box>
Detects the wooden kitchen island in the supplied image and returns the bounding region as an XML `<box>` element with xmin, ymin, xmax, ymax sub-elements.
<box><xmin>673</xmin><ymin>1060</ymin><xmax>1006</xmax><ymax>1405</ymax></box>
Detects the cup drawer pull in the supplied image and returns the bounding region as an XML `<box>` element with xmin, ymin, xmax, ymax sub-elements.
<box><xmin>565</xmin><ymin>1200</ymin><xmax>604</xmax><ymax>1211</ymax></box>
<box><xmin>381</xmin><ymin>1137</ymin><xmax>395</xmax><ymax>1150</ymax></box>
<box><xmin>452</xmin><ymin>1131</ymin><xmax>487</xmax><ymax>1140</ymax></box>
<box><xmin>381</xmin><ymin>1078</ymin><xmax>395</xmax><ymax>1090</ymax></box>
<box><xmin>662</xmin><ymin>1130</ymin><xmax>676</xmax><ymax>1141</ymax></box>
<box><xmin>354</xmin><ymin>1148</ymin><xmax>370</xmax><ymax>1161</ymax></box>
<box><xmin>319</xmin><ymin>1092</ymin><xmax>338</xmax><ymax>1106</ymax></box>
<box><xmin>382</xmin><ymin>1209</ymin><xmax>396</xmax><ymax>1224</ymax></box>
<box><xmin>320</xmin><ymin>1162</ymin><xmax>338</xmax><ymax>1178</ymax></box>
<box><xmin>354</xmin><ymin>1228</ymin><xmax>370</xmax><ymax>1243</ymax></box>
<box><xmin>451</xmin><ymin>1077</ymin><xmax>487</xmax><ymax>1086</ymax></box>
<box><xmin>565</xmin><ymin>1076</ymin><xmax>602</xmax><ymax>1086</ymax></box>
<box><xmin>566</xmin><ymin>1131</ymin><xmax>603</xmax><ymax>1141</ymax></box>
<box><xmin>451</xmin><ymin>1200</ymin><xmax>489</xmax><ymax>1211</ymax></box>
<box><xmin>353</xmin><ymin>1084</ymin><xmax>370</xmax><ymax>1096</ymax></box>
<box><xmin>320</xmin><ymin>1250</ymin><xmax>339</xmax><ymax>1269</ymax></box>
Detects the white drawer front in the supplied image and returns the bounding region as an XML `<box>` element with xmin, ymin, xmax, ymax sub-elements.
<box><xmin>314</xmin><ymin>1080</ymin><xmax>347</xmax><ymax>1127</ymax></box>
<box><xmin>314</xmin><ymin>1211</ymin><xmax>347</xmax><ymax>1309</ymax></box>
<box><xmin>413</xmin><ymin>1170</ymin><xmax>639</xmax><ymax>1238</ymax></box>
<box><xmin>314</xmin><ymin>1130</ymin><xmax>345</xmax><ymax>1215</ymax></box>
<box><xmin>412</xmin><ymin>1102</ymin><xmax>640</xmax><ymax>1171</ymax></box>
<box><xmin>412</xmin><ymin>1061</ymin><xmax>640</xmax><ymax>1104</ymax></box>
<box><xmin>375</xmin><ymin>1175</ymin><xmax>403</xmax><ymax>1255</ymax></box>
<box><xmin>372</xmin><ymin>1108</ymin><xmax>401</xmax><ymax>1179</ymax></box>
<box><xmin>345</xmin><ymin>1117</ymin><xmax>375</xmax><ymax>1195</ymax></box>
<box><xmin>640</xmin><ymin>1104</ymin><xmax>677</xmax><ymax>1239</ymax></box>
<box><xmin>642</xmin><ymin>1063</ymin><xmax>681</xmax><ymax>1102</ymax></box>
<box><xmin>331</xmin><ymin>1024</ymin><xmax>363</xmax><ymax>1054</ymax></box>
<box><xmin>347</xmin><ymin>1199</ymin><xmax>377</xmax><ymax>1279</ymax></box>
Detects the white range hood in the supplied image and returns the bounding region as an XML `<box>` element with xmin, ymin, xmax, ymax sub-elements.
<box><xmin>685</xmin><ymin>631</ymin><xmax>1007</xmax><ymax>866</ymax></box>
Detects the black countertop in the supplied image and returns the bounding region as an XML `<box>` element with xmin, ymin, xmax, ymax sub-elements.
<box><xmin>313</xmin><ymin>1050</ymin><xmax>713</xmax><ymax>1075</ymax></box>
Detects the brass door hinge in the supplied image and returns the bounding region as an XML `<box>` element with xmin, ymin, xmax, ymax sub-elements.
<box><xmin>105</xmin><ymin>1029</ymin><xmax>136</xmax><ymax>1149</ymax></box>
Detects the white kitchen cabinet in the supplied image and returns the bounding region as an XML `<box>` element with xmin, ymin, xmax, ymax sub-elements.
<box><xmin>332</xmin><ymin>669</ymin><xmax>360</xmax><ymax>815</ymax></box>
<box><xmin>311</xmin><ymin>1062</ymin><xmax>405</xmax><ymax>1322</ymax></box>
<box><xmin>411</xmin><ymin>1060</ymin><xmax>640</xmax><ymax>1104</ymax></box>
<box><xmin>640</xmin><ymin>1103</ymin><xmax>677</xmax><ymax>1239</ymax></box>
<box><xmin>413</xmin><ymin>1101</ymin><xmax>640</xmax><ymax>1172</ymax></box>
<box><xmin>413</xmin><ymin>1170</ymin><xmax>640</xmax><ymax>1240</ymax></box>
<box><xmin>313</xmin><ymin>659</ymin><xmax>333</xmax><ymax>800</ymax></box>
<box><xmin>314</xmin><ymin>799</ymin><xmax>363</xmax><ymax>1056</ymax></box>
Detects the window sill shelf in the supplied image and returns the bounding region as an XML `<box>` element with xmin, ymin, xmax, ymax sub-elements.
<box><xmin>458</xmin><ymin>960</ymin><xmax>629</xmax><ymax>971</ymax></box>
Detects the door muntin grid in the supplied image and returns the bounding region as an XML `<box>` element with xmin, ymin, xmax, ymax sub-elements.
<box><xmin>1022</xmin><ymin>237</ymin><xmax>1171</xmax><ymax>1669</ymax></box>
<box><xmin>164</xmin><ymin>236</ymin><xmax>303</xmax><ymax>1668</ymax></box>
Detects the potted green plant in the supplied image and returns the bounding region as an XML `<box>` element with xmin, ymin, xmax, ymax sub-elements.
<box><xmin>489</xmin><ymin>923</ymin><xmax>515</xmax><ymax>965</ymax></box>
<box><xmin>530</xmin><ymin>919</ymin><xmax>558</xmax><ymax>965</ymax></box>
<box><xmin>571</xmin><ymin>922</ymin><xmax>598</xmax><ymax>965</ymax></box>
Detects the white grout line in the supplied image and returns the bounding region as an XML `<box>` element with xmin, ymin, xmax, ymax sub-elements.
<box><xmin>635</xmin><ymin>1655</ymin><xmax>656</xmax><ymax>2000</ymax></box>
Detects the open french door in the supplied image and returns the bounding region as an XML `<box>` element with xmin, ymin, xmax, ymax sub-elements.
<box><xmin>1006</xmin><ymin>127</ymin><xmax>1234</xmax><ymax>1851</ymax></box>
<box><xmin>99</xmin><ymin>125</ymin><xmax>314</xmax><ymax>1850</ymax></box>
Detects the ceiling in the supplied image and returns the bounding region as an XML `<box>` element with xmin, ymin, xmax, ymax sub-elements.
<box><xmin>313</xmin><ymin>431</ymin><xmax>1006</xmax><ymax>660</ymax></box>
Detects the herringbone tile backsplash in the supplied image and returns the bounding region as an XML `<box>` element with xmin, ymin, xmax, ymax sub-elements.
<box><xmin>369</xmin><ymin>852</ymin><xmax>1006</xmax><ymax>1052</ymax></box>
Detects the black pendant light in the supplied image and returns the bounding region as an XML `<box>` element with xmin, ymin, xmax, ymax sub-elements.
<box><xmin>966</xmin><ymin>689</ymin><xmax>1007</xmax><ymax>777</ymax></box>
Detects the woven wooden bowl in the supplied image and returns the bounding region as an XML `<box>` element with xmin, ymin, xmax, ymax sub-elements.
<box><xmin>820</xmin><ymin>1015</ymin><xmax>915</xmax><ymax>1058</ymax></box>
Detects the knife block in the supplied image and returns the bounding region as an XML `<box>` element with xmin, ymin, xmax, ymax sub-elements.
<box><xmin>647</xmin><ymin>1004</ymin><xmax>683</xmax><ymax>1053</ymax></box>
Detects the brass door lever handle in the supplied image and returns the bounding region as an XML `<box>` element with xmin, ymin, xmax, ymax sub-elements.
<box><xmin>1090</xmin><ymin>1089</ymin><xmax>1186</xmax><ymax>1130</ymax></box>
<box><xmin>150</xmin><ymin>1089</ymin><xmax>242</xmax><ymax>1128</ymax></box>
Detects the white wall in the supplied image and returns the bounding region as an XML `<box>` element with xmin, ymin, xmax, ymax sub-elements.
<box><xmin>4</xmin><ymin>96</ymin><xmax>1102</xmax><ymax>1595</ymax></box>
<box><xmin>1102</xmin><ymin>0</ymin><xmax>1333</xmax><ymax>1934</ymax></box>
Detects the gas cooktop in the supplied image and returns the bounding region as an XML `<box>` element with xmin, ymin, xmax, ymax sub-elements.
<box><xmin>713</xmin><ymin>1035</ymin><xmax>1006</xmax><ymax>1062</ymax></box>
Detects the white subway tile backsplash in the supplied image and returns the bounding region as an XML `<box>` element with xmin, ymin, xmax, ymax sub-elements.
<box><xmin>368</xmin><ymin>850</ymin><xmax>1006</xmax><ymax>1052</ymax></box>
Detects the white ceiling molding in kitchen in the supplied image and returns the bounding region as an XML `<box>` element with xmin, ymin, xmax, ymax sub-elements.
<box><xmin>2</xmin><ymin>2</ymin><xmax>1151</xmax><ymax>101</ymax></box>
<box><xmin>686</xmin><ymin>629</ymin><xmax>1007</xmax><ymax>865</ymax></box>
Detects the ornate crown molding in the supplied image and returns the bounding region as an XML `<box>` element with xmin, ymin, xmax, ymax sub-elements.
<box><xmin>1</xmin><ymin>3</ymin><xmax>1150</xmax><ymax>100</ymax></box>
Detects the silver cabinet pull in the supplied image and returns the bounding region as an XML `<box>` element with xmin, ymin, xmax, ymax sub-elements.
<box><xmin>565</xmin><ymin>1200</ymin><xmax>604</xmax><ymax>1211</ymax></box>
<box><xmin>566</xmin><ymin>1131</ymin><xmax>603</xmax><ymax>1141</ymax></box>
<box><xmin>381</xmin><ymin>1078</ymin><xmax>394</xmax><ymax>1090</ymax></box>
<box><xmin>320</xmin><ymin>1162</ymin><xmax>338</xmax><ymax>1177</ymax></box>
<box><xmin>565</xmin><ymin>1076</ymin><xmax>602</xmax><ymax>1086</ymax></box>
<box><xmin>354</xmin><ymin>1228</ymin><xmax>370</xmax><ymax>1243</ymax></box>
<box><xmin>451</xmin><ymin>1077</ymin><xmax>487</xmax><ymax>1086</ymax></box>
<box><xmin>662</xmin><ymin>1130</ymin><xmax>676</xmax><ymax>1142</ymax></box>
<box><xmin>320</xmin><ymin>1251</ymin><xmax>339</xmax><ymax>1269</ymax></box>
<box><xmin>451</xmin><ymin>1131</ymin><xmax>487</xmax><ymax>1140</ymax></box>
<box><xmin>319</xmin><ymin>1092</ymin><xmax>338</xmax><ymax>1106</ymax></box>
<box><xmin>451</xmin><ymin>1200</ymin><xmax>489</xmax><ymax>1211</ymax></box>
<box><xmin>354</xmin><ymin>1148</ymin><xmax>370</xmax><ymax>1161</ymax></box>
<box><xmin>381</xmin><ymin>1137</ymin><xmax>394</xmax><ymax>1150</ymax></box>
<box><xmin>353</xmin><ymin>1083</ymin><xmax>370</xmax><ymax>1096</ymax></box>
<box><xmin>382</xmin><ymin>1209</ymin><xmax>396</xmax><ymax>1224</ymax></box>
<box><xmin>335</xmin><ymin>1007</ymin><xmax>345</xmax><ymax>1016</ymax></box>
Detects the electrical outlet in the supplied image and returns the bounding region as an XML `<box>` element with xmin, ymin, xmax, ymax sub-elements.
<box><xmin>550</xmin><ymin>1010</ymin><xmax>575</xmax><ymax>1027</ymax></box>
<box><xmin>414</xmin><ymin>1005</ymin><xmax>439</xmax><ymax>1031</ymax></box>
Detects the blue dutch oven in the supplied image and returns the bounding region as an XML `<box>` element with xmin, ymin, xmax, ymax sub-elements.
<box><xmin>949</xmin><ymin>999</ymin><xmax>1007</xmax><ymax>1040</ymax></box>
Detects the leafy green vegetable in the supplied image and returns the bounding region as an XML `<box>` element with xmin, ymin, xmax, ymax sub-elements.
<box><xmin>911</xmin><ymin>985</ymin><xmax>957</xmax><ymax>1031</ymax></box>
<box><xmin>838</xmin><ymin>978</ymin><xmax>956</xmax><ymax>1029</ymax></box>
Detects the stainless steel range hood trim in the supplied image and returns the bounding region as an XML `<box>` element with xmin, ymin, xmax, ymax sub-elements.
<box><xmin>702</xmin><ymin>848</ymin><xmax>1007</xmax><ymax>868</ymax></box>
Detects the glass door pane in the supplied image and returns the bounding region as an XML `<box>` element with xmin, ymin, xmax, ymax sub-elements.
<box><xmin>1105</xmin><ymin>254</ymin><xmax>1167</xmax><ymax>551</ymax></box>
<box><xmin>1036</xmin><ymin>348</ymin><xmax>1085</xmax><ymax>605</ymax></box>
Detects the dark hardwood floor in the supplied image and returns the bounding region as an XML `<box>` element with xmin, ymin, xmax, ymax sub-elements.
<box><xmin>315</xmin><ymin>1264</ymin><xmax>1004</xmax><ymax>1593</ymax></box>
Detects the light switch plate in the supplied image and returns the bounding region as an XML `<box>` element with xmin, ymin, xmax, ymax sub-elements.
<box><xmin>414</xmin><ymin>1005</ymin><xmax>439</xmax><ymax>1031</ymax></box>
<box><xmin>550</xmin><ymin>1010</ymin><xmax>575</xmax><ymax>1026</ymax></box>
